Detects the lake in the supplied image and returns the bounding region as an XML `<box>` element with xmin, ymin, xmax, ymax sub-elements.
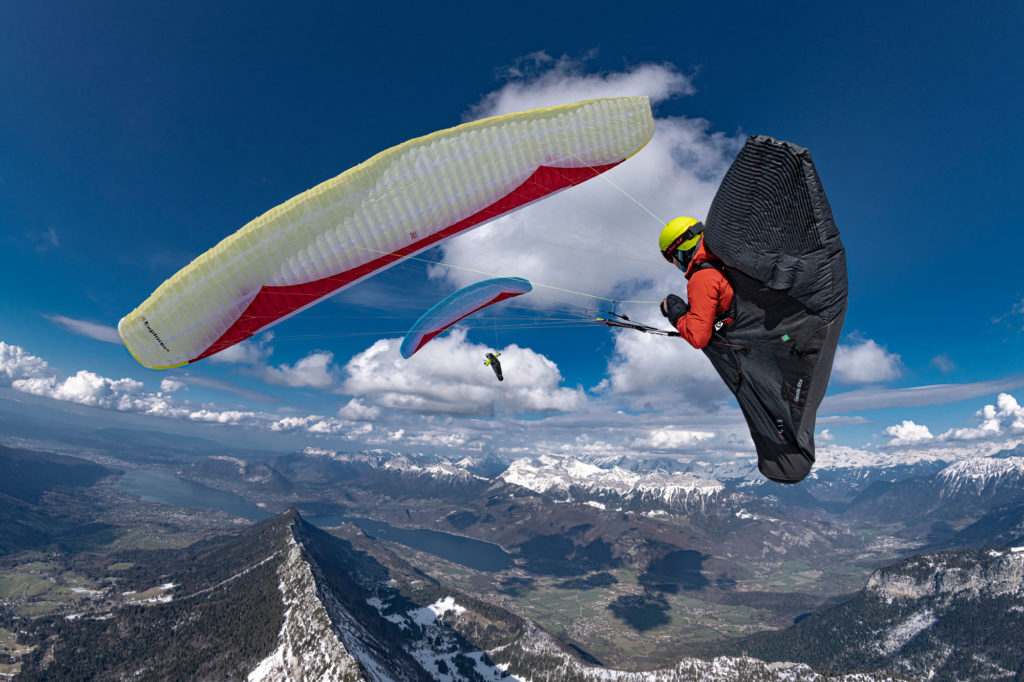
<box><xmin>116</xmin><ymin>469</ymin><xmax>515</xmax><ymax>572</ymax></box>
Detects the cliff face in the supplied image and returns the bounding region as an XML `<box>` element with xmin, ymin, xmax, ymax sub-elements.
<box><xmin>729</xmin><ymin>546</ymin><xmax>1024</xmax><ymax>682</ymax></box>
<box><xmin>866</xmin><ymin>547</ymin><xmax>1024</xmax><ymax>601</ymax></box>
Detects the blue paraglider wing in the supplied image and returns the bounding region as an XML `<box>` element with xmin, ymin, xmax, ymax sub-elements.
<box><xmin>400</xmin><ymin>277</ymin><xmax>533</xmax><ymax>358</ymax></box>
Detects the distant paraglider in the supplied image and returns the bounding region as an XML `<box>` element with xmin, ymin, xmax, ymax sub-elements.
<box><xmin>484</xmin><ymin>352</ymin><xmax>503</xmax><ymax>382</ymax></box>
<box><xmin>400</xmin><ymin>277</ymin><xmax>532</xmax><ymax>359</ymax></box>
<box><xmin>118</xmin><ymin>97</ymin><xmax>654</xmax><ymax>369</ymax></box>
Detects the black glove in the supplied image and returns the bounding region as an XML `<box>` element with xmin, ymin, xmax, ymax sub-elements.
<box><xmin>661</xmin><ymin>294</ymin><xmax>689</xmax><ymax>327</ymax></box>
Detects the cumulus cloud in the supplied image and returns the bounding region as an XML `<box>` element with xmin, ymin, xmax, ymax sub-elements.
<box><xmin>939</xmin><ymin>393</ymin><xmax>1024</xmax><ymax>442</ymax></box>
<box><xmin>0</xmin><ymin>339</ymin><xmax>361</xmax><ymax>439</ymax></box>
<box><xmin>598</xmin><ymin>304</ymin><xmax>730</xmax><ymax>411</ymax></box>
<box><xmin>44</xmin><ymin>315</ymin><xmax>121</xmax><ymax>344</ymax></box>
<box><xmin>13</xmin><ymin>370</ymin><xmax>143</xmax><ymax>408</ymax></box>
<box><xmin>337</xmin><ymin>398</ymin><xmax>380</xmax><ymax>421</ymax></box>
<box><xmin>833</xmin><ymin>339</ymin><xmax>902</xmax><ymax>384</ymax></box>
<box><xmin>266</xmin><ymin>414</ymin><xmax>372</xmax><ymax>438</ymax></box>
<box><xmin>884</xmin><ymin>420</ymin><xmax>935</xmax><ymax>446</ymax></box>
<box><xmin>160</xmin><ymin>377</ymin><xmax>187</xmax><ymax>393</ymax></box>
<box><xmin>415</xmin><ymin>56</ymin><xmax>745</xmax><ymax>420</ymax></box>
<box><xmin>0</xmin><ymin>341</ymin><xmax>50</xmax><ymax>384</ymax></box>
<box><xmin>188</xmin><ymin>409</ymin><xmax>262</xmax><ymax>426</ymax></box>
<box><xmin>434</xmin><ymin>56</ymin><xmax>743</xmax><ymax>316</ymax></box>
<box><xmin>406</xmin><ymin>430</ymin><xmax>478</xmax><ymax>449</ymax></box>
<box><xmin>930</xmin><ymin>354</ymin><xmax>956</xmax><ymax>373</ymax></box>
<box><xmin>341</xmin><ymin>328</ymin><xmax>582</xmax><ymax>416</ymax></box>
<box><xmin>469</xmin><ymin>52</ymin><xmax>694</xmax><ymax>122</ymax></box>
<box><xmin>260</xmin><ymin>351</ymin><xmax>340</xmax><ymax>389</ymax></box>
<box><xmin>626</xmin><ymin>428</ymin><xmax>715</xmax><ymax>451</ymax></box>
<box><xmin>879</xmin><ymin>393</ymin><xmax>1024</xmax><ymax>450</ymax></box>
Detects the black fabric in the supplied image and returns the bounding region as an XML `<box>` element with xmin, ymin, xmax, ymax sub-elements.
<box><xmin>661</xmin><ymin>294</ymin><xmax>689</xmax><ymax>326</ymax></box>
<box><xmin>701</xmin><ymin>136</ymin><xmax>848</xmax><ymax>483</ymax></box>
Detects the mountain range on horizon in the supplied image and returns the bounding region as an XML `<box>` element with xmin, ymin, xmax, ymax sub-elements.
<box><xmin>5</xmin><ymin>431</ymin><xmax>1024</xmax><ymax>680</ymax></box>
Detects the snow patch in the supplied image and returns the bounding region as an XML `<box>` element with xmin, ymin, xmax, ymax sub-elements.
<box><xmin>878</xmin><ymin>609</ymin><xmax>936</xmax><ymax>654</ymax></box>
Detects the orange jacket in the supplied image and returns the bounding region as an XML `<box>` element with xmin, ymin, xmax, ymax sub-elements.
<box><xmin>676</xmin><ymin>239</ymin><xmax>734</xmax><ymax>349</ymax></box>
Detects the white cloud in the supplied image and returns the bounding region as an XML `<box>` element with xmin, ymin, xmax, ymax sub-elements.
<box><xmin>469</xmin><ymin>52</ymin><xmax>696</xmax><ymax>118</ymax></box>
<box><xmin>822</xmin><ymin>375</ymin><xmax>1024</xmax><ymax>413</ymax></box>
<box><xmin>626</xmin><ymin>428</ymin><xmax>715</xmax><ymax>451</ymax></box>
<box><xmin>45</xmin><ymin>315</ymin><xmax>122</xmax><ymax>344</ymax></box>
<box><xmin>188</xmin><ymin>409</ymin><xmax>262</xmax><ymax>426</ymax></box>
<box><xmin>0</xmin><ymin>339</ymin><xmax>343</xmax><ymax>437</ymax></box>
<box><xmin>877</xmin><ymin>393</ymin><xmax>1024</xmax><ymax>451</ymax></box>
<box><xmin>930</xmin><ymin>353</ymin><xmax>956</xmax><ymax>373</ymax></box>
<box><xmin>939</xmin><ymin>393</ymin><xmax>1024</xmax><ymax>442</ymax></box>
<box><xmin>13</xmin><ymin>370</ymin><xmax>143</xmax><ymax>408</ymax></box>
<box><xmin>160</xmin><ymin>378</ymin><xmax>187</xmax><ymax>393</ymax></box>
<box><xmin>598</xmin><ymin>312</ymin><xmax>730</xmax><ymax>411</ymax></box>
<box><xmin>267</xmin><ymin>414</ymin><xmax>373</xmax><ymax>439</ymax></box>
<box><xmin>435</xmin><ymin>59</ymin><xmax>742</xmax><ymax>315</ymax></box>
<box><xmin>260</xmin><ymin>350</ymin><xmax>340</xmax><ymax>389</ymax></box>
<box><xmin>406</xmin><ymin>430</ymin><xmax>475</xmax><ymax>448</ymax></box>
<box><xmin>341</xmin><ymin>328</ymin><xmax>582</xmax><ymax>416</ymax></box>
<box><xmin>885</xmin><ymin>420</ymin><xmax>935</xmax><ymax>446</ymax></box>
<box><xmin>817</xmin><ymin>429</ymin><xmax>835</xmax><ymax>443</ymax></box>
<box><xmin>833</xmin><ymin>339</ymin><xmax>902</xmax><ymax>384</ymax></box>
<box><xmin>0</xmin><ymin>341</ymin><xmax>50</xmax><ymax>384</ymax></box>
<box><xmin>337</xmin><ymin>398</ymin><xmax>380</xmax><ymax>421</ymax></box>
<box><xmin>419</xmin><ymin>57</ymin><xmax>745</xmax><ymax>419</ymax></box>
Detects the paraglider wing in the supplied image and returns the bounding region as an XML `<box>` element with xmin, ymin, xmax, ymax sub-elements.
<box><xmin>400</xmin><ymin>277</ymin><xmax>532</xmax><ymax>359</ymax></box>
<box><xmin>702</xmin><ymin>135</ymin><xmax>848</xmax><ymax>484</ymax></box>
<box><xmin>119</xmin><ymin>97</ymin><xmax>654</xmax><ymax>369</ymax></box>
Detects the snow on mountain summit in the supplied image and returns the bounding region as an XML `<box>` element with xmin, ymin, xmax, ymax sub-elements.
<box><xmin>937</xmin><ymin>456</ymin><xmax>1024</xmax><ymax>494</ymax></box>
<box><xmin>500</xmin><ymin>454</ymin><xmax>724</xmax><ymax>504</ymax></box>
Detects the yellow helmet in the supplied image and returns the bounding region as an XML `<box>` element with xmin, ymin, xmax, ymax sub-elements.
<box><xmin>658</xmin><ymin>216</ymin><xmax>704</xmax><ymax>262</ymax></box>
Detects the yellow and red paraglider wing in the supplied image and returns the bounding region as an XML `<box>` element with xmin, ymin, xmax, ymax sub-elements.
<box><xmin>118</xmin><ymin>97</ymin><xmax>654</xmax><ymax>369</ymax></box>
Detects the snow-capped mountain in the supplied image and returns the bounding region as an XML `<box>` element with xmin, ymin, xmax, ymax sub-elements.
<box><xmin>844</xmin><ymin>456</ymin><xmax>1024</xmax><ymax>532</ymax></box>
<box><xmin>499</xmin><ymin>454</ymin><xmax>725</xmax><ymax>507</ymax></box>
<box><xmin>381</xmin><ymin>456</ymin><xmax>486</xmax><ymax>483</ymax></box>
<box><xmin>936</xmin><ymin>456</ymin><xmax>1024</xmax><ymax>497</ymax></box>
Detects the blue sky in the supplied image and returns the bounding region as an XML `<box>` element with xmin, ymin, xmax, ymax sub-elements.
<box><xmin>2</xmin><ymin>1</ymin><xmax>1023</xmax><ymax>468</ymax></box>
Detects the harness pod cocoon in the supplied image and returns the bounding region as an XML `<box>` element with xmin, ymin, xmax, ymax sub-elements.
<box><xmin>119</xmin><ymin>97</ymin><xmax>654</xmax><ymax>369</ymax></box>
<box><xmin>702</xmin><ymin>135</ymin><xmax>848</xmax><ymax>484</ymax></box>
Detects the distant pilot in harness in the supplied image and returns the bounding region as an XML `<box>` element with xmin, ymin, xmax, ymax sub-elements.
<box><xmin>658</xmin><ymin>216</ymin><xmax>735</xmax><ymax>349</ymax></box>
<box><xmin>484</xmin><ymin>352</ymin><xmax>503</xmax><ymax>381</ymax></box>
